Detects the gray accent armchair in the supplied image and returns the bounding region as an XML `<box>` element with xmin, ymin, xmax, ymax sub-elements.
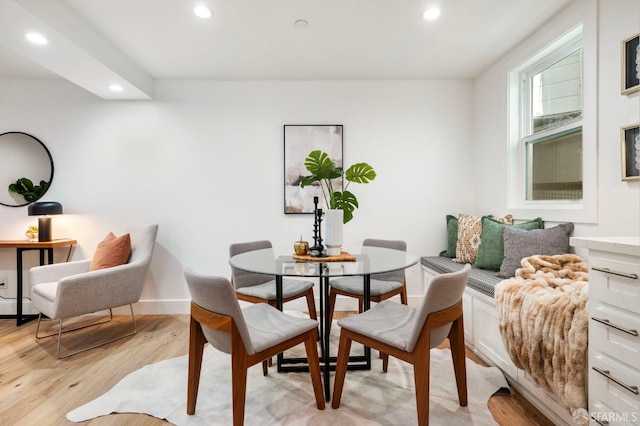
<box><xmin>29</xmin><ymin>223</ymin><xmax>158</xmax><ymax>358</ymax></box>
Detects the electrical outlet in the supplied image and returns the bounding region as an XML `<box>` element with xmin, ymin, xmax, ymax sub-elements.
<box><xmin>0</xmin><ymin>275</ymin><xmax>7</xmax><ymax>288</ymax></box>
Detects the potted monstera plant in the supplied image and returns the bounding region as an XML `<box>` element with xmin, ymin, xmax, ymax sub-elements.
<box><xmin>300</xmin><ymin>150</ymin><xmax>376</xmax><ymax>224</ymax></box>
<box><xmin>300</xmin><ymin>150</ymin><xmax>376</xmax><ymax>256</ymax></box>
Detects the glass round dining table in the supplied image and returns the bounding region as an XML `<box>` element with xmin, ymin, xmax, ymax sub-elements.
<box><xmin>229</xmin><ymin>246</ymin><xmax>419</xmax><ymax>401</ymax></box>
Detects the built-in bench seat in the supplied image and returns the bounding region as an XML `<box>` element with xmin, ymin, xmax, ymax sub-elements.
<box><xmin>421</xmin><ymin>255</ymin><xmax>575</xmax><ymax>426</ymax></box>
<box><xmin>420</xmin><ymin>256</ymin><xmax>502</xmax><ymax>297</ymax></box>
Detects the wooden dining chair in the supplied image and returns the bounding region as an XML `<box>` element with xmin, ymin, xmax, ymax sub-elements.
<box><xmin>328</xmin><ymin>238</ymin><xmax>407</xmax><ymax>328</ymax></box>
<box><xmin>184</xmin><ymin>268</ymin><xmax>325</xmax><ymax>425</ymax></box>
<box><xmin>229</xmin><ymin>240</ymin><xmax>317</xmax><ymax>320</ymax></box>
<box><xmin>331</xmin><ymin>264</ymin><xmax>471</xmax><ymax>426</ymax></box>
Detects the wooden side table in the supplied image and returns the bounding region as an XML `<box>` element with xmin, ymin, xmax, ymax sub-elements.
<box><xmin>0</xmin><ymin>238</ymin><xmax>77</xmax><ymax>326</ymax></box>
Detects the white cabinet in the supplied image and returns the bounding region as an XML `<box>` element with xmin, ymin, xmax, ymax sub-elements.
<box><xmin>473</xmin><ymin>294</ymin><xmax>518</xmax><ymax>379</ymax></box>
<box><xmin>571</xmin><ymin>237</ymin><xmax>640</xmax><ymax>426</ymax></box>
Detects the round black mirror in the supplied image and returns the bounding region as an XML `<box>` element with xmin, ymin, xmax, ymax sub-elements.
<box><xmin>0</xmin><ymin>132</ymin><xmax>54</xmax><ymax>207</ymax></box>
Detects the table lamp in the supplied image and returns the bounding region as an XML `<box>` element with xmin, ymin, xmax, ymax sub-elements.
<box><xmin>28</xmin><ymin>201</ymin><xmax>63</xmax><ymax>242</ymax></box>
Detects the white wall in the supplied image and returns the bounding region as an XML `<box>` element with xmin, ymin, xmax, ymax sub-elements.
<box><xmin>0</xmin><ymin>79</ymin><xmax>475</xmax><ymax>313</ymax></box>
<box><xmin>473</xmin><ymin>0</ymin><xmax>640</xmax><ymax>243</ymax></box>
<box><xmin>595</xmin><ymin>0</ymin><xmax>640</xmax><ymax>237</ymax></box>
<box><xmin>3</xmin><ymin>0</ymin><xmax>636</xmax><ymax>315</ymax></box>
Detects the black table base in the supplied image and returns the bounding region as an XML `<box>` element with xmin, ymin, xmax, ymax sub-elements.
<box><xmin>277</xmin><ymin>353</ymin><xmax>371</xmax><ymax>373</ymax></box>
<box><xmin>0</xmin><ymin>247</ymin><xmax>53</xmax><ymax>326</ymax></box>
<box><xmin>275</xmin><ymin>272</ymin><xmax>372</xmax><ymax>402</ymax></box>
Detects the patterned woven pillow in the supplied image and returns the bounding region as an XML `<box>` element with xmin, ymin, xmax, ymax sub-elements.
<box><xmin>455</xmin><ymin>213</ymin><xmax>512</xmax><ymax>264</ymax></box>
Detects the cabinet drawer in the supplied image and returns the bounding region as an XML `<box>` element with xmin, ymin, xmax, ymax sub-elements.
<box><xmin>590</xmin><ymin>352</ymin><xmax>640</xmax><ymax>419</ymax></box>
<box><xmin>590</xmin><ymin>398</ymin><xmax>639</xmax><ymax>425</ymax></box>
<box><xmin>590</xmin><ymin>304</ymin><xmax>640</xmax><ymax>364</ymax></box>
<box><xmin>589</xmin><ymin>258</ymin><xmax>640</xmax><ymax>313</ymax></box>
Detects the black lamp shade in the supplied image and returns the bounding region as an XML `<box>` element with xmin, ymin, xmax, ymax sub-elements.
<box><xmin>27</xmin><ymin>201</ymin><xmax>63</xmax><ymax>242</ymax></box>
<box><xmin>28</xmin><ymin>201</ymin><xmax>63</xmax><ymax>216</ymax></box>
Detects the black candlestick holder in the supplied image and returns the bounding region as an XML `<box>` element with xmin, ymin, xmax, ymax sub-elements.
<box><xmin>309</xmin><ymin>197</ymin><xmax>325</xmax><ymax>257</ymax></box>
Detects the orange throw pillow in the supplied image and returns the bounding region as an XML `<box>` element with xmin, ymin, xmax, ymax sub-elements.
<box><xmin>89</xmin><ymin>232</ymin><xmax>132</xmax><ymax>271</ymax></box>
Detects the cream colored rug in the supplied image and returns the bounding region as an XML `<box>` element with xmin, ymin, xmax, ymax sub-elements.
<box><xmin>67</xmin><ymin>344</ymin><xmax>508</xmax><ymax>425</ymax></box>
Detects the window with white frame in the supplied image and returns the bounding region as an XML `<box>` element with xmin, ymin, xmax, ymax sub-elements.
<box><xmin>521</xmin><ymin>32</ymin><xmax>583</xmax><ymax>201</ymax></box>
<box><xmin>507</xmin><ymin>22</ymin><xmax>597</xmax><ymax>224</ymax></box>
<box><xmin>520</xmin><ymin>40</ymin><xmax>582</xmax><ymax>201</ymax></box>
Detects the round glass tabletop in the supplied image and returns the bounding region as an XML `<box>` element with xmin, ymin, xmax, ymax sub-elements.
<box><xmin>229</xmin><ymin>246</ymin><xmax>419</xmax><ymax>278</ymax></box>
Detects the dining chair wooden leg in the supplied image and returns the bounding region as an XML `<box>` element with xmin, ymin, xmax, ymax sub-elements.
<box><xmin>328</xmin><ymin>288</ymin><xmax>337</xmax><ymax>333</ymax></box>
<box><xmin>265</xmin><ymin>300</ymin><xmax>276</xmax><ymax>368</ymax></box>
<box><xmin>304</xmin><ymin>330</ymin><xmax>326</xmax><ymax>409</ymax></box>
<box><xmin>413</xmin><ymin>346</ymin><xmax>431</xmax><ymax>426</ymax></box>
<box><xmin>231</xmin><ymin>364</ymin><xmax>248</xmax><ymax>426</ymax></box>
<box><xmin>448</xmin><ymin>317</ymin><xmax>468</xmax><ymax>406</ymax></box>
<box><xmin>331</xmin><ymin>331</ymin><xmax>353</xmax><ymax>409</ymax></box>
<box><xmin>230</xmin><ymin>326</ymin><xmax>250</xmax><ymax>426</ymax></box>
<box><xmin>381</xmin><ymin>353</ymin><xmax>389</xmax><ymax>372</ymax></box>
<box><xmin>230</xmin><ymin>354</ymin><xmax>249</xmax><ymax>426</ymax></box>
<box><xmin>306</xmin><ymin>290</ymin><xmax>318</xmax><ymax>321</ymax></box>
<box><xmin>187</xmin><ymin>316</ymin><xmax>206</xmax><ymax>415</ymax></box>
<box><xmin>262</xmin><ymin>360</ymin><xmax>268</xmax><ymax>375</ymax></box>
<box><xmin>400</xmin><ymin>284</ymin><xmax>408</xmax><ymax>305</ymax></box>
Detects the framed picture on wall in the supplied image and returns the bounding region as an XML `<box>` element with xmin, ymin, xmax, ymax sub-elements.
<box><xmin>621</xmin><ymin>123</ymin><xmax>640</xmax><ymax>181</ymax></box>
<box><xmin>621</xmin><ymin>33</ymin><xmax>639</xmax><ymax>95</ymax></box>
<box><xmin>284</xmin><ymin>125</ymin><xmax>343</xmax><ymax>214</ymax></box>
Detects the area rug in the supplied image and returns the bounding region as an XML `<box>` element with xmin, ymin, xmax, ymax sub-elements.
<box><xmin>67</xmin><ymin>344</ymin><xmax>508</xmax><ymax>425</ymax></box>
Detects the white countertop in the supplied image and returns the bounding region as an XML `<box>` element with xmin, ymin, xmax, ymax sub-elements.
<box><xmin>570</xmin><ymin>236</ymin><xmax>640</xmax><ymax>256</ymax></box>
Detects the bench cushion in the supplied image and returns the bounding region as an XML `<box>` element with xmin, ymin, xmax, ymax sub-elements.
<box><xmin>421</xmin><ymin>256</ymin><xmax>503</xmax><ymax>297</ymax></box>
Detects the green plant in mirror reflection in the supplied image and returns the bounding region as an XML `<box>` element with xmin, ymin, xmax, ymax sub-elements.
<box><xmin>8</xmin><ymin>177</ymin><xmax>49</xmax><ymax>202</ymax></box>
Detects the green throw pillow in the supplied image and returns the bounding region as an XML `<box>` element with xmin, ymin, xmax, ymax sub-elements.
<box><xmin>473</xmin><ymin>216</ymin><xmax>544</xmax><ymax>271</ymax></box>
<box><xmin>439</xmin><ymin>215</ymin><xmax>458</xmax><ymax>258</ymax></box>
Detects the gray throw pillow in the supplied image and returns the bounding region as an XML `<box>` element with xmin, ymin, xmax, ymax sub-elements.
<box><xmin>497</xmin><ymin>223</ymin><xmax>574</xmax><ymax>278</ymax></box>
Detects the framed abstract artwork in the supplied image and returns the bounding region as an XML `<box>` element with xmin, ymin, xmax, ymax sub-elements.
<box><xmin>621</xmin><ymin>33</ymin><xmax>639</xmax><ymax>95</ymax></box>
<box><xmin>283</xmin><ymin>125</ymin><xmax>343</xmax><ymax>214</ymax></box>
<box><xmin>621</xmin><ymin>123</ymin><xmax>640</xmax><ymax>181</ymax></box>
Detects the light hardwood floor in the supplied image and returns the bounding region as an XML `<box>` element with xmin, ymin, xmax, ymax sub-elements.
<box><xmin>0</xmin><ymin>313</ymin><xmax>553</xmax><ymax>425</ymax></box>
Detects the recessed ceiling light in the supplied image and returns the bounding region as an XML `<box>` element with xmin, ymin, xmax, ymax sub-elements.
<box><xmin>422</xmin><ymin>7</ymin><xmax>441</xmax><ymax>21</ymax></box>
<box><xmin>108</xmin><ymin>84</ymin><xmax>123</xmax><ymax>92</ymax></box>
<box><xmin>25</xmin><ymin>32</ymin><xmax>48</xmax><ymax>45</ymax></box>
<box><xmin>294</xmin><ymin>19</ymin><xmax>309</xmax><ymax>29</ymax></box>
<box><xmin>193</xmin><ymin>5</ymin><xmax>212</xmax><ymax>18</ymax></box>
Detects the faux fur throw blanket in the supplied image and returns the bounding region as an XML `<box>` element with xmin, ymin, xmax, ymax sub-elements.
<box><xmin>494</xmin><ymin>254</ymin><xmax>589</xmax><ymax>413</ymax></box>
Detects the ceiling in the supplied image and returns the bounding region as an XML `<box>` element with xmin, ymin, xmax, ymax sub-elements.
<box><xmin>0</xmin><ymin>0</ymin><xmax>573</xmax><ymax>100</ymax></box>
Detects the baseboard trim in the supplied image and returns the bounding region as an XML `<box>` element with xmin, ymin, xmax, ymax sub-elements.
<box><xmin>0</xmin><ymin>295</ymin><xmax>424</xmax><ymax>317</ymax></box>
<box><xmin>122</xmin><ymin>294</ymin><xmax>424</xmax><ymax>315</ymax></box>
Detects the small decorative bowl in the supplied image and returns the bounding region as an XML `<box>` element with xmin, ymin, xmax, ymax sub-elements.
<box><xmin>26</xmin><ymin>232</ymin><xmax>38</xmax><ymax>241</ymax></box>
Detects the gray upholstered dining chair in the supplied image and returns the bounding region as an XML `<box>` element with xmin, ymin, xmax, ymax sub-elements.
<box><xmin>229</xmin><ymin>240</ymin><xmax>317</xmax><ymax>320</ymax></box>
<box><xmin>332</xmin><ymin>264</ymin><xmax>472</xmax><ymax>426</ymax></box>
<box><xmin>184</xmin><ymin>268</ymin><xmax>325</xmax><ymax>425</ymax></box>
<box><xmin>29</xmin><ymin>223</ymin><xmax>158</xmax><ymax>358</ymax></box>
<box><xmin>328</xmin><ymin>238</ymin><xmax>407</xmax><ymax>326</ymax></box>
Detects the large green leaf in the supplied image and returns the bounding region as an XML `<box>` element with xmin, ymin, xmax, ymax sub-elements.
<box><xmin>333</xmin><ymin>191</ymin><xmax>358</xmax><ymax>223</ymax></box>
<box><xmin>300</xmin><ymin>150</ymin><xmax>342</xmax><ymax>187</ymax></box>
<box><xmin>345</xmin><ymin>162</ymin><xmax>376</xmax><ymax>184</ymax></box>
<box><xmin>304</xmin><ymin>150</ymin><xmax>339</xmax><ymax>176</ymax></box>
<box><xmin>17</xmin><ymin>177</ymin><xmax>34</xmax><ymax>192</ymax></box>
